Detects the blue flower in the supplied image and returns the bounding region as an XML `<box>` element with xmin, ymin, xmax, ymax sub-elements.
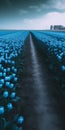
<box><xmin>0</xmin><ymin>72</ymin><xmax>3</xmax><ymax>77</ymax></box>
<box><xmin>7</xmin><ymin>68</ymin><xmax>10</xmax><ymax>72</ymax></box>
<box><xmin>17</xmin><ymin>116</ymin><xmax>24</xmax><ymax>124</ymax></box>
<box><xmin>0</xmin><ymin>84</ymin><xmax>3</xmax><ymax>88</ymax></box>
<box><xmin>3</xmin><ymin>91</ymin><xmax>8</xmax><ymax>98</ymax></box>
<box><xmin>7</xmin><ymin>103</ymin><xmax>13</xmax><ymax>110</ymax></box>
<box><xmin>5</xmin><ymin>76</ymin><xmax>11</xmax><ymax>81</ymax></box>
<box><xmin>61</xmin><ymin>65</ymin><xmax>65</xmax><ymax>71</ymax></box>
<box><xmin>6</xmin><ymin>81</ymin><xmax>10</xmax><ymax>87</ymax></box>
<box><xmin>0</xmin><ymin>79</ymin><xmax>4</xmax><ymax>84</ymax></box>
<box><xmin>10</xmin><ymin>92</ymin><xmax>16</xmax><ymax>98</ymax></box>
<box><xmin>9</xmin><ymin>83</ymin><xmax>14</xmax><ymax>89</ymax></box>
<box><xmin>11</xmin><ymin>61</ymin><xmax>15</xmax><ymax>65</ymax></box>
<box><xmin>3</xmin><ymin>72</ymin><xmax>6</xmax><ymax>77</ymax></box>
<box><xmin>0</xmin><ymin>106</ymin><xmax>4</xmax><ymax>114</ymax></box>
<box><xmin>14</xmin><ymin>77</ymin><xmax>18</xmax><ymax>82</ymax></box>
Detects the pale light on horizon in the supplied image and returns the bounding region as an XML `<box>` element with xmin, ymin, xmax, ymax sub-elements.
<box><xmin>0</xmin><ymin>12</ymin><xmax>65</xmax><ymax>30</ymax></box>
<box><xmin>22</xmin><ymin>12</ymin><xmax>65</xmax><ymax>30</ymax></box>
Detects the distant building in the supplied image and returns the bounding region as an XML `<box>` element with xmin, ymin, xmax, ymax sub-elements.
<box><xmin>50</xmin><ymin>25</ymin><xmax>65</xmax><ymax>31</ymax></box>
<box><xmin>50</xmin><ymin>25</ymin><xmax>54</xmax><ymax>30</ymax></box>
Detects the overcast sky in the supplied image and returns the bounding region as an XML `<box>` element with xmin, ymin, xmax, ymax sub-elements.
<box><xmin>0</xmin><ymin>0</ymin><xmax>65</xmax><ymax>29</ymax></box>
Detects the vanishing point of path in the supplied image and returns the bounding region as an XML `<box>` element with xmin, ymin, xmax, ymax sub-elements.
<box><xmin>20</xmin><ymin>33</ymin><xmax>65</xmax><ymax>130</ymax></box>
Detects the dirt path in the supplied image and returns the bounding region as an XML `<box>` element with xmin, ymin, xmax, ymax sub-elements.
<box><xmin>20</xmin><ymin>34</ymin><xmax>65</xmax><ymax>130</ymax></box>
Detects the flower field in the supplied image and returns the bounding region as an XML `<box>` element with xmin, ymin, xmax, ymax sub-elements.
<box><xmin>0</xmin><ymin>30</ymin><xmax>65</xmax><ymax>129</ymax></box>
<box><xmin>0</xmin><ymin>30</ymin><xmax>29</xmax><ymax>130</ymax></box>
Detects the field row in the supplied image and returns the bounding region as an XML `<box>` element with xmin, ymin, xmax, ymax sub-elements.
<box><xmin>32</xmin><ymin>31</ymin><xmax>65</xmax><ymax>101</ymax></box>
<box><xmin>0</xmin><ymin>31</ymin><xmax>29</xmax><ymax>130</ymax></box>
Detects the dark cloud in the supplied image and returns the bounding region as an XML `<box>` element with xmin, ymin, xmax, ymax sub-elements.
<box><xmin>0</xmin><ymin>0</ymin><xmax>65</xmax><ymax>29</ymax></box>
<box><xmin>0</xmin><ymin>0</ymin><xmax>65</xmax><ymax>17</ymax></box>
<box><xmin>0</xmin><ymin>0</ymin><xmax>50</xmax><ymax>20</ymax></box>
<box><xmin>0</xmin><ymin>0</ymin><xmax>48</xmax><ymax>10</ymax></box>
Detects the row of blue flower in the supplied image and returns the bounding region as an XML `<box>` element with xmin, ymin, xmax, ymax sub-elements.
<box><xmin>32</xmin><ymin>31</ymin><xmax>65</xmax><ymax>100</ymax></box>
<box><xmin>0</xmin><ymin>31</ymin><xmax>29</xmax><ymax>129</ymax></box>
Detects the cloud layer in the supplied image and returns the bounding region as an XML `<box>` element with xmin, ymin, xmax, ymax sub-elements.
<box><xmin>0</xmin><ymin>0</ymin><xmax>65</xmax><ymax>29</ymax></box>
